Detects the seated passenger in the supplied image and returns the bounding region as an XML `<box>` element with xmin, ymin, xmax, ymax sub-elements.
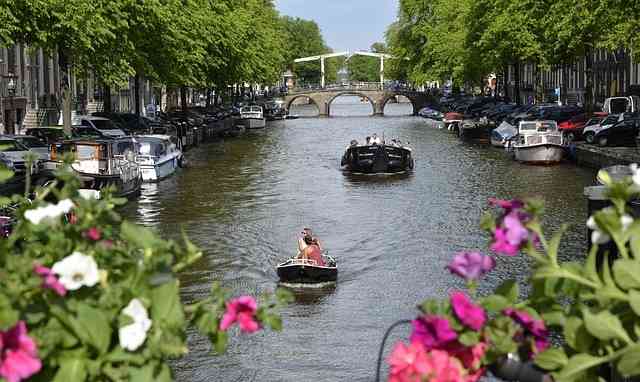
<box><xmin>297</xmin><ymin>228</ymin><xmax>325</xmax><ymax>266</ymax></box>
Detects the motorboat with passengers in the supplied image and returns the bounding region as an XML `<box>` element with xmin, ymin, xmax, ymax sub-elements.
<box><xmin>277</xmin><ymin>229</ymin><xmax>338</xmax><ymax>284</ymax></box>
<box><xmin>45</xmin><ymin>137</ymin><xmax>142</xmax><ymax>198</ymax></box>
<box><xmin>134</xmin><ymin>135</ymin><xmax>183</xmax><ymax>182</ymax></box>
<box><xmin>341</xmin><ymin>135</ymin><xmax>414</xmax><ymax>174</ymax></box>
<box><xmin>511</xmin><ymin>120</ymin><xmax>565</xmax><ymax>164</ymax></box>
<box><xmin>277</xmin><ymin>254</ymin><xmax>338</xmax><ymax>284</ymax></box>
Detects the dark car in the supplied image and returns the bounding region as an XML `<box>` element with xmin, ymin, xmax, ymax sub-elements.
<box><xmin>72</xmin><ymin>125</ymin><xmax>110</xmax><ymax>139</ymax></box>
<box><xmin>92</xmin><ymin>112</ymin><xmax>152</xmax><ymax>134</ymax></box>
<box><xmin>25</xmin><ymin>126</ymin><xmax>67</xmax><ymax>145</ymax></box>
<box><xmin>594</xmin><ymin>117</ymin><xmax>640</xmax><ymax>147</ymax></box>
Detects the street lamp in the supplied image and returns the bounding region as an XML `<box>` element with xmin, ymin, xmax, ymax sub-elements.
<box><xmin>6</xmin><ymin>73</ymin><xmax>16</xmax><ymax>134</ymax></box>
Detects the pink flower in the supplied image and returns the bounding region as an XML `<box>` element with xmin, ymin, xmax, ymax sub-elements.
<box><xmin>423</xmin><ymin>349</ymin><xmax>466</xmax><ymax>382</ymax></box>
<box><xmin>450</xmin><ymin>292</ymin><xmax>486</xmax><ymax>331</ymax></box>
<box><xmin>33</xmin><ymin>264</ymin><xmax>66</xmax><ymax>296</ymax></box>
<box><xmin>0</xmin><ymin>321</ymin><xmax>42</xmax><ymax>382</ymax></box>
<box><xmin>503</xmin><ymin>308</ymin><xmax>549</xmax><ymax>354</ymax></box>
<box><xmin>84</xmin><ymin>227</ymin><xmax>101</xmax><ymax>241</ymax></box>
<box><xmin>490</xmin><ymin>228</ymin><xmax>520</xmax><ymax>256</ymax></box>
<box><xmin>388</xmin><ymin>341</ymin><xmax>430</xmax><ymax>382</ymax></box>
<box><xmin>219</xmin><ymin>296</ymin><xmax>260</xmax><ymax>333</ymax></box>
<box><xmin>410</xmin><ymin>316</ymin><xmax>458</xmax><ymax>351</ymax></box>
<box><xmin>449</xmin><ymin>341</ymin><xmax>487</xmax><ymax>372</ymax></box>
<box><xmin>446</xmin><ymin>252</ymin><xmax>495</xmax><ymax>281</ymax></box>
<box><xmin>488</xmin><ymin>198</ymin><xmax>524</xmax><ymax>213</ymax></box>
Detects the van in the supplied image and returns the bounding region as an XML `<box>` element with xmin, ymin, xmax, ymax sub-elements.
<box><xmin>603</xmin><ymin>96</ymin><xmax>640</xmax><ymax>114</ymax></box>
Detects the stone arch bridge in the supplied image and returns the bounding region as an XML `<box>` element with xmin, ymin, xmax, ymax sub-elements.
<box><xmin>283</xmin><ymin>86</ymin><xmax>436</xmax><ymax>117</ymax></box>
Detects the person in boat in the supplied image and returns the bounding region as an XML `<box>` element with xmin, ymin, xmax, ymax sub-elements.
<box><xmin>366</xmin><ymin>136</ymin><xmax>371</xmax><ymax>144</ymax></box>
<box><xmin>371</xmin><ymin>133</ymin><xmax>381</xmax><ymax>145</ymax></box>
<box><xmin>297</xmin><ymin>228</ymin><xmax>325</xmax><ymax>266</ymax></box>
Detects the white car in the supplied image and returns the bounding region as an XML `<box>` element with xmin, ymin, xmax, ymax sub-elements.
<box><xmin>583</xmin><ymin>114</ymin><xmax>621</xmax><ymax>144</ymax></box>
<box><xmin>0</xmin><ymin>137</ymin><xmax>39</xmax><ymax>175</ymax></box>
<box><xmin>72</xmin><ymin>115</ymin><xmax>125</xmax><ymax>137</ymax></box>
<box><xmin>10</xmin><ymin>135</ymin><xmax>50</xmax><ymax>161</ymax></box>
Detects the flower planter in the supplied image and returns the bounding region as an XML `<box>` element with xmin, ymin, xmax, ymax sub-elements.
<box><xmin>489</xmin><ymin>354</ymin><xmax>551</xmax><ymax>382</ymax></box>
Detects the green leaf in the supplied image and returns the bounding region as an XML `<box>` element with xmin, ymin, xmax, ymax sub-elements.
<box><xmin>0</xmin><ymin>168</ymin><xmax>13</xmax><ymax>183</ymax></box>
<box><xmin>630</xmin><ymin>226</ymin><xmax>640</xmax><ymax>259</ymax></box>
<box><xmin>479</xmin><ymin>295</ymin><xmax>509</xmax><ymax>313</ymax></box>
<box><xmin>583</xmin><ymin>308</ymin><xmax>632</xmax><ymax>344</ymax></box>
<box><xmin>213</xmin><ymin>330</ymin><xmax>227</xmax><ymax>354</ymax></box>
<box><xmin>121</xmin><ymin>220</ymin><xmax>160</xmax><ymax>249</ymax></box>
<box><xmin>556</xmin><ymin>354</ymin><xmax>607</xmax><ymax>381</ymax></box>
<box><xmin>541</xmin><ymin>311</ymin><xmax>565</xmax><ymax>327</ymax></box>
<box><xmin>151</xmin><ymin>280</ymin><xmax>185</xmax><ymax>327</ymax></box>
<box><xmin>458</xmin><ymin>331</ymin><xmax>480</xmax><ymax>346</ymax></box>
<box><xmin>612</xmin><ymin>259</ymin><xmax>640</xmax><ymax>290</ymax></box>
<box><xmin>547</xmin><ymin>225</ymin><xmax>568</xmax><ymax>265</ymax></box>
<box><xmin>53</xmin><ymin>358</ymin><xmax>87</xmax><ymax>382</ymax></box>
<box><xmin>267</xmin><ymin>314</ymin><xmax>282</xmax><ymax>331</ymax></box>
<box><xmin>76</xmin><ymin>304</ymin><xmax>112</xmax><ymax>355</ymax></box>
<box><xmin>495</xmin><ymin>279</ymin><xmax>519</xmax><ymax>303</ymax></box>
<box><xmin>130</xmin><ymin>364</ymin><xmax>154</xmax><ymax>382</ymax></box>
<box><xmin>534</xmin><ymin>348</ymin><xmax>568</xmax><ymax>371</ymax></box>
<box><xmin>0</xmin><ymin>294</ymin><xmax>19</xmax><ymax>330</ymax></box>
<box><xmin>564</xmin><ymin>316</ymin><xmax>593</xmax><ymax>352</ymax></box>
<box><xmin>630</xmin><ymin>290</ymin><xmax>640</xmax><ymax>317</ymax></box>
<box><xmin>618</xmin><ymin>346</ymin><xmax>640</xmax><ymax>377</ymax></box>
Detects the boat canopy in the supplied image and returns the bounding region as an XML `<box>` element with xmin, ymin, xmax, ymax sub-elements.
<box><xmin>519</xmin><ymin>120</ymin><xmax>558</xmax><ymax>133</ymax></box>
<box><xmin>137</xmin><ymin>136</ymin><xmax>171</xmax><ymax>157</ymax></box>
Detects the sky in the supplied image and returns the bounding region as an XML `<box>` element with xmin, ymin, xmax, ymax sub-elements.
<box><xmin>274</xmin><ymin>0</ymin><xmax>399</xmax><ymax>53</ymax></box>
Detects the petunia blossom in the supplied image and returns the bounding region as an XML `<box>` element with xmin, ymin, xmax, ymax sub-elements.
<box><xmin>84</xmin><ymin>227</ymin><xmax>101</xmax><ymax>241</ymax></box>
<box><xmin>33</xmin><ymin>264</ymin><xmax>66</xmax><ymax>296</ymax></box>
<box><xmin>220</xmin><ymin>296</ymin><xmax>260</xmax><ymax>333</ymax></box>
<box><xmin>410</xmin><ymin>315</ymin><xmax>458</xmax><ymax>351</ymax></box>
<box><xmin>630</xmin><ymin>164</ymin><xmax>640</xmax><ymax>187</ymax></box>
<box><xmin>52</xmin><ymin>251</ymin><xmax>100</xmax><ymax>291</ymax></box>
<box><xmin>490</xmin><ymin>228</ymin><xmax>520</xmax><ymax>256</ymax></box>
<box><xmin>586</xmin><ymin>216</ymin><xmax>610</xmax><ymax>245</ymax></box>
<box><xmin>503</xmin><ymin>308</ymin><xmax>549</xmax><ymax>354</ymax></box>
<box><xmin>388</xmin><ymin>341</ymin><xmax>430</xmax><ymax>382</ymax></box>
<box><xmin>488</xmin><ymin>198</ymin><xmax>524</xmax><ymax>213</ymax></box>
<box><xmin>0</xmin><ymin>321</ymin><xmax>42</xmax><ymax>382</ymax></box>
<box><xmin>450</xmin><ymin>292</ymin><xmax>486</xmax><ymax>331</ymax></box>
<box><xmin>446</xmin><ymin>252</ymin><xmax>495</xmax><ymax>282</ymax></box>
<box><xmin>118</xmin><ymin>298</ymin><xmax>152</xmax><ymax>351</ymax></box>
<box><xmin>23</xmin><ymin>199</ymin><xmax>74</xmax><ymax>225</ymax></box>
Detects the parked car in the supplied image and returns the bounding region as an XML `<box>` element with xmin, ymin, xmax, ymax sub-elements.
<box><xmin>25</xmin><ymin>126</ymin><xmax>67</xmax><ymax>145</ymax></box>
<box><xmin>594</xmin><ymin>117</ymin><xmax>640</xmax><ymax>147</ymax></box>
<box><xmin>558</xmin><ymin>114</ymin><xmax>589</xmax><ymax>141</ymax></box>
<box><xmin>72</xmin><ymin>125</ymin><xmax>110</xmax><ymax>139</ymax></box>
<box><xmin>583</xmin><ymin>114</ymin><xmax>621</xmax><ymax>143</ymax></box>
<box><xmin>72</xmin><ymin>115</ymin><xmax>126</xmax><ymax>137</ymax></box>
<box><xmin>0</xmin><ymin>136</ymin><xmax>38</xmax><ymax>174</ymax></box>
<box><xmin>92</xmin><ymin>112</ymin><xmax>153</xmax><ymax>135</ymax></box>
<box><xmin>8</xmin><ymin>135</ymin><xmax>50</xmax><ymax>160</ymax></box>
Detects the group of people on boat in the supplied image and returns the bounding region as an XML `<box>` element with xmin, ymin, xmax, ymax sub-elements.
<box><xmin>297</xmin><ymin>227</ymin><xmax>325</xmax><ymax>266</ymax></box>
<box><xmin>347</xmin><ymin>134</ymin><xmax>407</xmax><ymax>148</ymax></box>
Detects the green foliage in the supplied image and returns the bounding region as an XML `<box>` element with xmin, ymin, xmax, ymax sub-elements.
<box><xmin>0</xmin><ymin>164</ymin><xmax>290</xmax><ymax>380</ymax></box>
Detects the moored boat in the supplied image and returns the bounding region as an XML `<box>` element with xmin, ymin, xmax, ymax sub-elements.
<box><xmin>513</xmin><ymin>120</ymin><xmax>565</xmax><ymax>164</ymax></box>
<box><xmin>459</xmin><ymin>119</ymin><xmax>490</xmax><ymax>140</ymax></box>
<box><xmin>135</xmin><ymin>135</ymin><xmax>183</xmax><ymax>182</ymax></box>
<box><xmin>341</xmin><ymin>139</ymin><xmax>414</xmax><ymax>174</ymax></box>
<box><xmin>46</xmin><ymin>138</ymin><xmax>143</xmax><ymax>198</ymax></box>
<box><xmin>491</xmin><ymin>121</ymin><xmax>518</xmax><ymax>147</ymax></box>
<box><xmin>277</xmin><ymin>255</ymin><xmax>337</xmax><ymax>284</ymax></box>
<box><xmin>240</xmin><ymin>105</ymin><xmax>266</xmax><ymax>129</ymax></box>
<box><xmin>443</xmin><ymin>112</ymin><xmax>464</xmax><ymax>132</ymax></box>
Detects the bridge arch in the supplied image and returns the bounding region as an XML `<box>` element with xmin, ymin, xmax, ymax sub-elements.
<box><xmin>326</xmin><ymin>91</ymin><xmax>376</xmax><ymax>116</ymax></box>
<box><xmin>381</xmin><ymin>93</ymin><xmax>418</xmax><ymax>116</ymax></box>
<box><xmin>284</xmin><ymin>94</ymin><xmax>321</xmax><ymax>115</ymax></box>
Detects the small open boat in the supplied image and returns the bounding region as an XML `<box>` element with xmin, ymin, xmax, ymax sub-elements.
<box><xmin>277</xmin><ymin>255</ymin><xmax>337</xmax><ymax>284</ymax></box>
<box><xmin>341</xmin><ymin>141</ymin><xmax>414</xmax><ymax>174</ymax></box>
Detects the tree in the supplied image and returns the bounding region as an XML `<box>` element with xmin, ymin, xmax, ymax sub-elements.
<box><xmin>346</xmin><ymin>43</ymin><xmax>387</xmax><ymax>83</ymax></box>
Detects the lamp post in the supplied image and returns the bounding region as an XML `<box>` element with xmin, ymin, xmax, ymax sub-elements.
<box><xmin>6</xmin><ymin>73</ymin><xmax>16</xmax><ymax>134</ymax></box>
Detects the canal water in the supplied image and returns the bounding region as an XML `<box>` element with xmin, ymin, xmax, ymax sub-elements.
<box><xmin>122</xmin><ymin>97</ymin><xmax>596</xmax><ymax>381</ymax></box>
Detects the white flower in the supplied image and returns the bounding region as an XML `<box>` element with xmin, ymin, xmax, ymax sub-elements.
<box><xmin>621</xmin><ymin>214</ymin><xmax>634</xmax><ymax>232</ymax></box>
<box><xmin>118</xmin><ymin>298</ymin><xmax>152</xmax><ymax>351</ymax></box>
<box><xmin>51</xmin><ymin>251</ymin><xmax>100</xmax><ymax>290</ymax></box>
<box><xmin>630</xmin><ymin>164</ymin><xmax>640</xmax><ymax>187</ymax></box>
<box><xmin>78</xmin><ymin>189</ymin><xmax>101</xmax><ymax>200</ymax></box>
<box><xmin>587</xmin><ymin>216</ymin><xmax>610</xmax><ymax>245</ymax></box>
<box><xmin>24</xmin><ymin>199</ymin><xmax>74</xmax><ymax>225</ymax></box>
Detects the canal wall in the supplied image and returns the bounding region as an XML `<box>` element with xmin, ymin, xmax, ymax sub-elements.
<box><xmin>573</xmin><ymin>143</ymin><xmax>640</xmax><ymax>169</ymax></box>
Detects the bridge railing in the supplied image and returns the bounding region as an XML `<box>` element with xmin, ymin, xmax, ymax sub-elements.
<box><xmin>288</xmin><ymin>82</ymin><xmax>430</xmax><ymax>94</ymax></box>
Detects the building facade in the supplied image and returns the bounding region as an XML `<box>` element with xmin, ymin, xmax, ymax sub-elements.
<box><xmin>502</xmin><ymin>49</ymin><xmax>640</xmax><ymax>107</ymax></box>
<box><xmin>0</xmin><ymin>44</ymin><xmax>156</xmax><ymax>134</ymax></box>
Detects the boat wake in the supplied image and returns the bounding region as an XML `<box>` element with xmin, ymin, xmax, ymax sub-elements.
<box><xmin>278</xmin><ymin>281</ymin><xmax>337</xmax><ymax>289</ymax></box>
